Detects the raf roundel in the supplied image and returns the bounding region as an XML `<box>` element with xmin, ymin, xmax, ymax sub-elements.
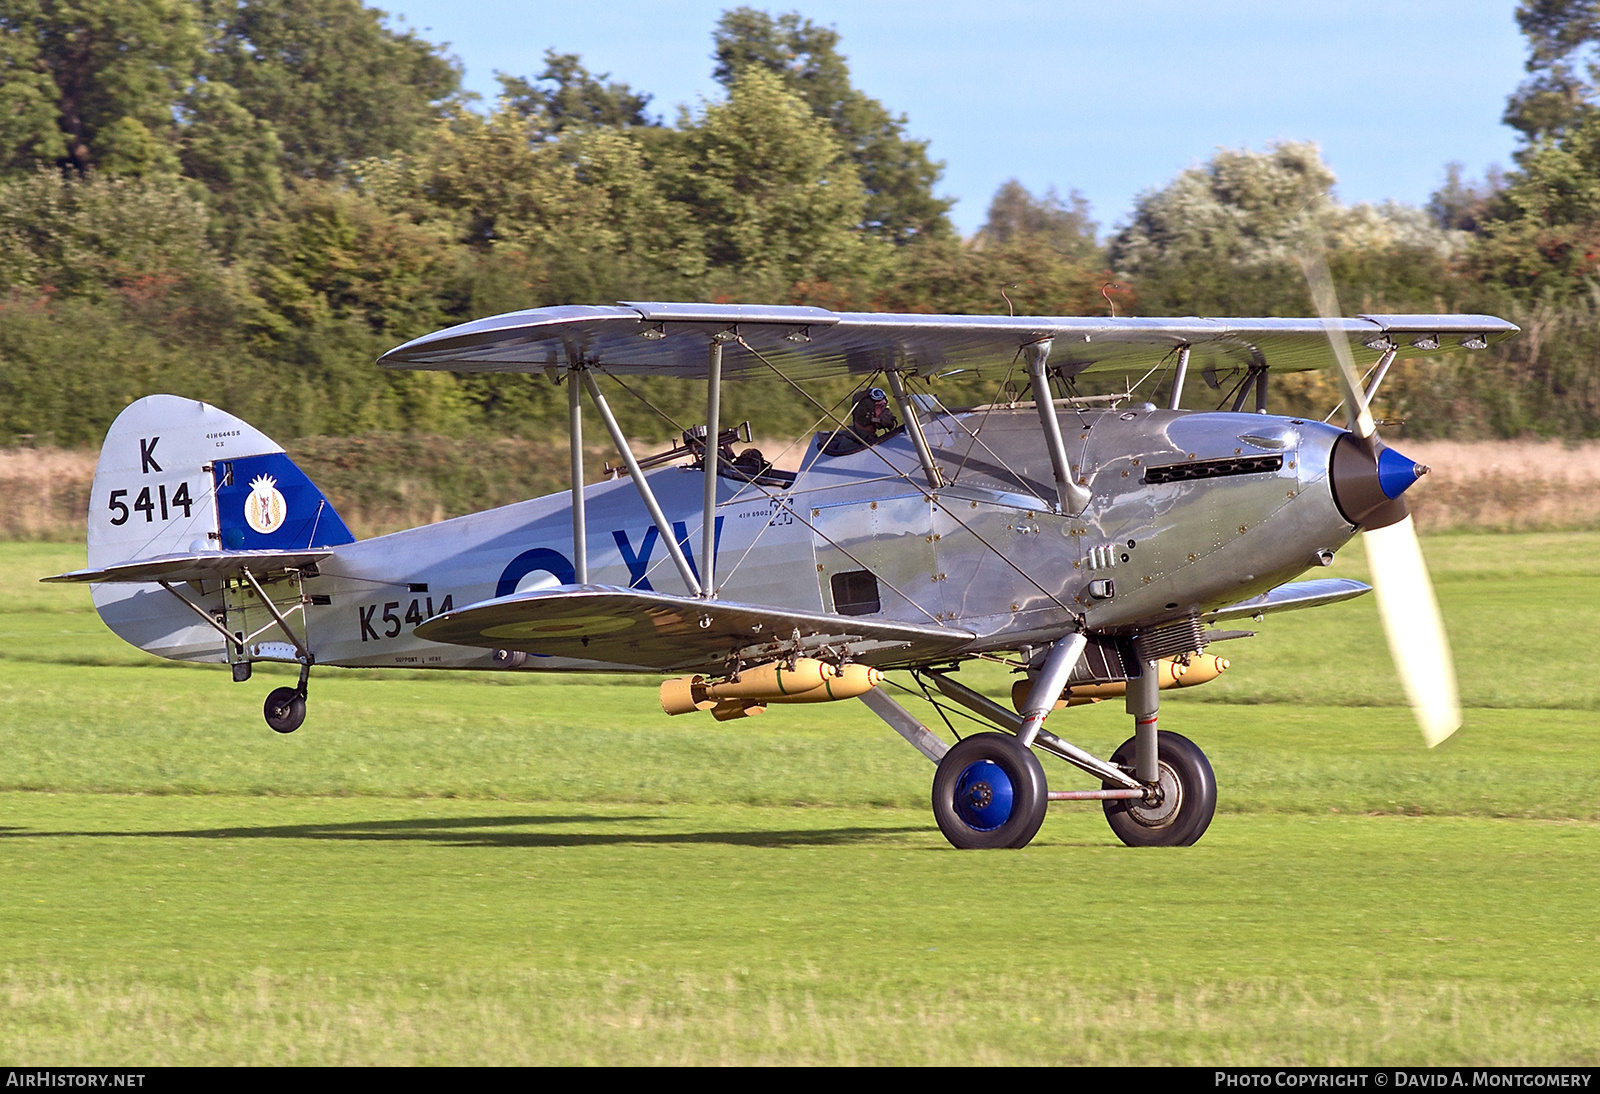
<box><xmin>244</xmin><ymin>474</ymin><xmax>288</xmax><ymax>534</ymax></box>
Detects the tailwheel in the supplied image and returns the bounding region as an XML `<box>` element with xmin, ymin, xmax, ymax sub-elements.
<box><xmin>263</xmin><ymin>686</ymin><xmax>306</xmax><ymax>734</ymax></box>
<box><xmin>932</xmin><ymin>733</ymin><xmax>1049</xmax><ymax>849</ymax></box>
<box><xmin>1102</xmin><ymin>731</ymin><xmax>1216</xmax><ymax>847</ymax></box>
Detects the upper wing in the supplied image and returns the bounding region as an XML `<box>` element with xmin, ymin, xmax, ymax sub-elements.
<box><xmin>413</xmin><ymin>584</ymin><xmax>977</xmax><ymax>672</ymax></box>
<box><xmin>43</xmin><ymin>549</ymin><xmax>332</xmax><ymax>584</ymax></box>
<box><xmin>378</xmin><ymin>301</ymin><xmax>1518</xmax><ymax>382</ymax></box>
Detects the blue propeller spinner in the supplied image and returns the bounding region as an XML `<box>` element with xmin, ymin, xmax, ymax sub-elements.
<box><xmin>1376</xmin><ymin>446</ymin><xmax>1428</xmax><ymax>500</ymax></box>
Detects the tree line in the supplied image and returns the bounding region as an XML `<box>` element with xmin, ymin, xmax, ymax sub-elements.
<box><xmin>0</xmin><ymin>0</ymin><xmax>1598</xmax><ymax>447</ymax></box>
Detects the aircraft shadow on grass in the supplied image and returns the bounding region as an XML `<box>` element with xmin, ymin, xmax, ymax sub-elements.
<box><xmin>0</xmin><ymin>814</ymin><xmax>930</xmax><ymax>849</ymax></box>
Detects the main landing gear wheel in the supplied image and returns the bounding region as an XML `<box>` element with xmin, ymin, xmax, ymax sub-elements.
<box><xmin>1102</xmin><ymin>731</ymin><xmax>1216</xmax><ymax>847</ymax></box>
<box><xmin>264</xmin><ymin>687</ymin><xmax>306</xmax><ymax>734</ymax></box>
<box><xmin>932</xmin><ymin>733</ymin><xmax>1049</xmax><ymax>849</ymax></box>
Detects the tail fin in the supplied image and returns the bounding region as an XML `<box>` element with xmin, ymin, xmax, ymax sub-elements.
<box><xmin>84</xmin><ymin>395</ymin><xmax>353</xmax><ymax>664</ymax></box>
<box><xmin>89</xmin><ymin>394</ymin><xmax>353</xmax><ymax>570</ymax></box>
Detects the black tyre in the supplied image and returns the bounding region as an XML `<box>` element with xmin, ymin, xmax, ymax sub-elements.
<box><xmin>932</xmin><ymin>733</ymin><xmax>1049</xmax><ymax>849</ymax></box>
<box><xmin>1102</xmin><ymin>731</ymin><xmax>1216</xmax><ymax>847</ymax></box>
<box><xmin>264</xmin><ymin>687</ymin><xmax>306</xmax><ymax>734</ymax></box>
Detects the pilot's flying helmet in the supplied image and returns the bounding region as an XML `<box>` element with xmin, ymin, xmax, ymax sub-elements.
<box><xmin>852</xmin><ymin>386</ymin><xmax>894</xmax><ymax>432</ymax></box>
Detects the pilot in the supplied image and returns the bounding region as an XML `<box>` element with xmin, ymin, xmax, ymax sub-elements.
<box><xmin>821</xmin><ymin>387</ymin><xmax>899</xmax><ymax>456</ymax></box>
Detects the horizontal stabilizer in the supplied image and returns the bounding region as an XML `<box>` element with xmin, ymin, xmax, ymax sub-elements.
<box><xmin>414</xmin><ymin>585</ymin><xmax>976</xmax><ymax>672</ymax></box>
<box><xmin>1203</xmin><ymin>578</ymin><xmax>1370</xmax><ymax>622</ymax></box>
<box><xmin>43</xmin><ymin>549</ymin><xmax>332</xmax><ymax>585</ymax></box>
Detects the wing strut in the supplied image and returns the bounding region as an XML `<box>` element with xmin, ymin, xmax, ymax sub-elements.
<box><xmin>1168</xmin><ymin>345</ymin><xmax>1191</xmax><ymax>410</ymax></box>
<box><xmin>579</xmin><ymin>368</ymin><xmax>703</xmax><ymax>596</ymax></box>
<box><xmin>1363</xmin><ymin>346</ymin><xmax>1399</xmax><ymax>405</ymax></box>
<box><xmin>885</xmin><ymin>369</ymin><xmax>943</xmax><ymax>489</ymax></box>
<box><xmin>1024</xmin><ymin>340</ymin><xmax>1091</xmax><ymax>516</ymax></box>
<box><xmin>702</xmin><ymin>336</ymin><xmax>726</xmax><ymax>596</ymax></box>
<box><xmin>568</xmin><ymin>364</ymin><xmax>588</xmax><ymax>583</ymax></box>
<box><xmin>1229</xmin><ymin>363</ymin><xmax>1269</xmax><ymax>413</ymax></box>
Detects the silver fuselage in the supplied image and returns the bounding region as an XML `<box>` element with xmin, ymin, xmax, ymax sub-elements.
<box><xmin>94</xmin><ymin>403</ymin><xmax>1357</xmax><ymax>672</ymax></box>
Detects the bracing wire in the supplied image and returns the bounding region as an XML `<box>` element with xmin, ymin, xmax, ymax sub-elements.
<box><xmin>733</xmin><ymin>336</ymin><xmax>1078</xmax><ymax>616</ymax></box>
<box><xmin>901</xmin><ymin>371</ymin><xmax>1041</xmax><ymax>499</ymax></box>
<box><xmin>600</xmin><ymin>357</ymin><xmax>948</xmax><ymax>626</ymax></box>
<box><xmin>597</xmin><ymin>369</ymin><xmax>691</xmax><ymax>436</ymax></box>
<box><xmin>1322</xmin><ymin>358</ymin><xmax>1386</xmax><ymax>423</ymax></box>
<box><xmin>585</xmin><ymin>334</ymin><xmax>1080</xmax><ymax>622</ymax></box>
<box><xmin>619</xmin><ymin>376</ymin><xmax>873</xmax><ymax>596</ymax></box>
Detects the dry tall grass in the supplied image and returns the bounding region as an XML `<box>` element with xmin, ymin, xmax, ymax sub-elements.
<box><xmin>0</xmin><ymin>447</ymin><xmax>95</xmax><ymax>540</ymax></box>
<box><xmin>1403</xmin><ymin>440</ymin><xmax>1600</xmax><ymax>532</ymax></box>
<box><xmin>3</xmin><ymin>438</ymin><xmax>1597</xmax><ymax>541</ymax></box>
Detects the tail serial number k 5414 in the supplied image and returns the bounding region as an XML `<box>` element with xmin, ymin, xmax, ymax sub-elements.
<box><xmin>46</xmin><ymin>300</ymin><xmax>1518</xmax><ymax>849</ymax></box>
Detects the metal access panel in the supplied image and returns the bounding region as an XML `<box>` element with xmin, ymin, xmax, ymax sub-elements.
<box><xmin>811</xmin><ymin>493</ymin><xmax>942</xmax><ymax>625</ymax></box>
<box><xmin>220</xmin><ymin>573</ymin><xmax>310</xmax><ymax>665</ymax></box>
<box><xmin>934</xmin><ymin>497</ymin><xmax>1079</xmax><ymax>634</ymax></box>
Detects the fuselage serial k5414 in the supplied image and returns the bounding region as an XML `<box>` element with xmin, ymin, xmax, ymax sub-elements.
<box><xmin>47</xmin><ymin>301</ymin><xmax>1519</xmax><ymax>849</ymax></box>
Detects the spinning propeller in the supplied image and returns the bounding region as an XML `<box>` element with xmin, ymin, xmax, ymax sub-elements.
<box><xmin>1298</xmin><ymin>251</ymin><xmax>1461</xmax><ymax>747</ymax></box>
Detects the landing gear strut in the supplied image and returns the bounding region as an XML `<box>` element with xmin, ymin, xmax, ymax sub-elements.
<box><xmin>1104</xmin><ymin>657</ymin><xmax>1216</xmax><ymax>846</ymax></box>
<box><xmin>862</xmin><ymin>641</ymin><xmax>1222</xmax><ymax>850</ymax></box>
<box><xmin>264</xmin><ymin>658</ymin><xmax>311</xmax><ymax>734</ymax></box>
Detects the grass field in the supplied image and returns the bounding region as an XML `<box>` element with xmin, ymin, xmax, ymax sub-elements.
<box><xmin>1</xmin><ymin>535</ymin><xmax>1598</xmax><ymax>1064</ymax></box>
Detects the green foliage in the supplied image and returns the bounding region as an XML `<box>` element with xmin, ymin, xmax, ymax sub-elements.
<box><xmin>0</xmin><ymin>3</ymin><xmax>70</xmax><ymax>169</ymax></box>
<box><xmin>0</xmin><ymin>168</ymin><xmax>221</xmax><ymax>298</ymax></box>
<box><xmin>0</xmin><ymin>292</ymin><xmax>269</xmax><ymax>446</ymax></box>
<box><xmin>0</xmin><ymin>171</ymin><xmax>469</xmax><ymax>443</ymax></box>
<box><xmin>1502</xmin><ymin>0</ymin><xmax>1600</xmax><ymax>143</ymax></box>
<box><xmin>872</xmin><ymin>234</ymin><xmax>1108</xmax><ymax>318</ymax></box>
<box><xmin>175</xmin><ymin>79</ymin><xmax>285</xmax><ymax>238</ymax></box>
<box><xmin>1427</xmin><ymin>162</ymin><xmax>1504</xmax><ymax>234</ymax></box>
<box><xmin>199</xmin><ymin>0</ymin><xmax>461</xmax><ymax>180</ymax></box>
<box><xmin>0</xmin><ymin>171</ymin><xmax>267</xmax><ymax>445</ymax></box>
<box><xmin>1111</xmin><ymin>141</ymin><xmax>1465</xmax><ymax>318</ymax></box>
<box><xmin>1470</xmin><ymin>111</ymin><xmax>1600</xmax><ymax>298</ymax></box>
<box><xmin>252</xmin><ymin>180</ymin><xmax>460</xmax><ymax>339</ymax></box>
<box><xmin>711</xmin><ymin>6</ymin><xmax>952</xmax><ymax>243</ymax></box>
<box><xmin>977</xmin><ymin>179</ymin><xmax>1099</xmax><ymax>262</ymax></box>
<box><xmin>1473</xmin><ymin>4</ymin><xmax>1600</xmax><ymax>303</ymax></box>
<box><xmin>0</xmin><ymin>0</ymin><xmax>445</xmax><ymax>236</ymax></box>
<box><xmin>673</xmin><ymin>67</ymin><xmax>869</xmax><ymax>281</ymax></box>
<box><xmin>496</xmin><ymin>50</ymin><xmax>657</xmax><ymax>136</ymax></box>
<box><xmin>1</xmin><ymin>3</ymin><xmax>1598</xmax><ymax>447</ymax></box>
<box><xmin>0</xmin><ymin>0</ymin><xmax>204</xmax><ymax>177</ymax></box>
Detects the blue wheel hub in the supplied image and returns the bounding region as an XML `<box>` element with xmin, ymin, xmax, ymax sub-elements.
<box><xmin>953</xmin><ymin>759</ymin><xmax>1015</xmax><ymax>831</ymax></box>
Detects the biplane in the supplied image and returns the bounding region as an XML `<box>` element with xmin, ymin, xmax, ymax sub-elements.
<box><xmin>45</xmin><ymin>299</ymin><xmax>1518</xmax><ymax>849</ymax></box>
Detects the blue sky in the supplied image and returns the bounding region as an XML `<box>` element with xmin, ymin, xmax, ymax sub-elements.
<box><xmin>382</xmin><ymin>1</ymin><xmax>1530</xmax><ymax>236</ymax></box>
